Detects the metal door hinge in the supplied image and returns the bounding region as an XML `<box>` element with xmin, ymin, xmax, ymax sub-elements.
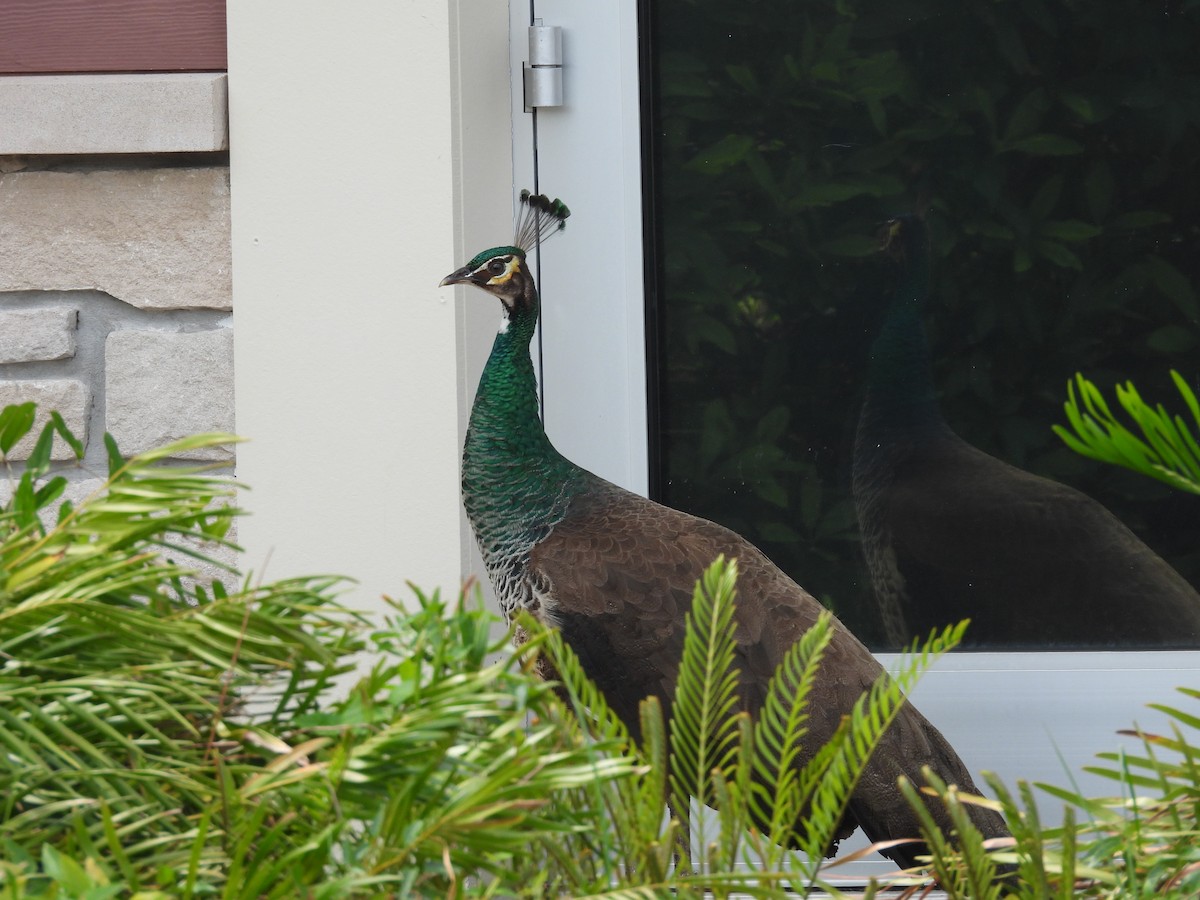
<box><xmin>523</xmin><ymin>22</ymin><xmax>563</xmax><ymax>111</ymax></box>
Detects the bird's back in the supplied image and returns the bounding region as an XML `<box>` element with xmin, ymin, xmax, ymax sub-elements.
<box><xmin>529</xmin><ymin>475</ymin><xmax>863</xmax><ymax>730</ymax></box>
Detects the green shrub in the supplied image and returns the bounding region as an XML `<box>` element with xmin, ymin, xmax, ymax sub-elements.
<box><xmin>900</xmin><ymin>375</ymin><xmax>1200</xmax><ymax>896</ymax></box>
<box><xmin>0</xmin><ymin>405</ymin><xmax>632</xmax><ymax>896</ymax></box>
<box><xmin>901</xmin><ymin>688</ymin><xmax>1200</xmax><ymax>898</ymax></box>
<box><xmin>1</xmin><ymin>404</ymin><xmax>975</xmax><ymax>897</ymax></box>
<box><xmin>11</xmin><ymin>399</ymin><xmax>1200</xmax><ymax>896</ymax></box>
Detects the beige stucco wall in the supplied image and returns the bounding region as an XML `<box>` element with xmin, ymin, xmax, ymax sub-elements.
<box><xmin>227</xmin><ymin>1</ymin><xmax>511</xmax><ymax>613</ymax></box>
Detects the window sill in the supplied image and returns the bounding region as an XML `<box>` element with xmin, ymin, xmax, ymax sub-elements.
<box><xmin>0</xmin><ymin>73</ymin><xmax>227</xmax><ymax>154</ymax></box>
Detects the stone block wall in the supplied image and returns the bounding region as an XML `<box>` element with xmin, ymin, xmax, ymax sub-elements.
<box><xmin>0</xmin><ymin>158</ymin><xmax>236</xmax><ymax>574</ymax></box>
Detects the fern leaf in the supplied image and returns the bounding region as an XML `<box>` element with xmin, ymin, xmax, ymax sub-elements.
<box><xmin>709</xmin><ymin>712</ymin><xmax>754</xmax><ymax>873</ymax></box>
<box><xmin>749</xmin><ymin>611</ymin><xmax>834</xmax><ymax>851</ymax></box>
<box><xmin>915</xmin><ymin>768</ymin><xmax>1005</xmax><ymax>899</ymax></box>
<box><xmin>636</xmin><ymin>695</ymin><xmax>670</xmax><ymax>839</ymax></box>
<box><xmin>516</xmin><ymin>612</ymin><xmax>632</xmax><ymax>749</ymax></box>
<box><xmin>896</xmin><ymin>774</ymin><xmax>956</xmax><ymax>883</ymax></box>
<box><xmin>1057</xmin><ymin>371</ymin><xmax>1200</xmax><ymax>494</ymax></box>
<box><xmin>668</xmin><ymin>556</ymin><xmax>744</xmax><ymax>813</ymax></box>
<box><xmin>797</xmin><ymin>621</ymin><xmax>967</xmax><ymax>866</ymax></box>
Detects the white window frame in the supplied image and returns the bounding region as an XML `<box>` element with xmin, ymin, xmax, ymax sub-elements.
<box><xmin>512</xmin><ymin>0</ymin><xmax>1200</xmax><ymax>859</ymax></box>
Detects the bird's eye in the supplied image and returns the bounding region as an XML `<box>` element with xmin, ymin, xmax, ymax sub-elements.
<box><xmin>487</xmin><ymin>259</ymin><xmax>509</xmax><ymax>276</ymax></box>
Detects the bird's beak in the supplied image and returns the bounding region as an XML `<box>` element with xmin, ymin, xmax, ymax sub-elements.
<box><xmin>439</xmin><ymin>266</ymin><xmax>474</xmax><ymax>288</ymax></box>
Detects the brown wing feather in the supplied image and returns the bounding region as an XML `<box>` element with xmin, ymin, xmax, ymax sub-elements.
<box><xmin>527</xmin><ymin>478</ymin><xmax>866</xmax><ymax>716</ymax></box>
<box><xmin>526</xmin><ymin>475</ymin><xmax>1009</xmax><ymax>863</ymax></box>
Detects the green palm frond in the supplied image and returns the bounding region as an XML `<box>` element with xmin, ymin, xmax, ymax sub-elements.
<box><xmin>522</xmin><ymin>556</ymin><xmax>971</xmax><ymax>896</ymax></box>
<box><xmin>668</xmin><ymin>555</ymin><xmax>745</xmax><ymax>874</ymax></box>
<box><xmin>0</xmin><ymin>409</ymin><xmax>358</xmax><ymax>891</ymax></box>
<box><xmin>898</xmin><ymin>768</ymin><xmax>1006</xmax><ymax>899</ymax></box>
<box><xmin>749</xmin><ymin>610</ymin><xmax>834</xmax><ymax>859</ymax></box>
<box><xmin>795</xmin><ymin>621</ymin><xmax>967</xmax><ymax>872</ymax></box>
<box><xmin>519</xmin><ymin>613</ymin><xmax>688</xmax><ymax>891</ymax></box>
<box><xmin>709</xmin><ymin>711</ymin><xmax>755</xmax><ymax>876</ymax></box>
<box><xmin>635</xmin><ymin>695</ymin><xmax>672</xmax><ymax>850</ymax></box>
<box><xmin>670</xmin><ymin>555</ymin><xmax>744</xmax><ymax>804</ymax></box>
<box><xmin>520</xmin><ymin>613</ymin><xmax>634</xmax><ymax>749</ymax></box>
<box><xmin>515</xmin><ymin>611</ymin><xmax>656</xmax><ymax>885</ymax></box>
<box><xmin>2</xmin><ymin>405</ymin><xmax>1013</xmax><ymax>897</ymax></box>
<box><xmin>978</xmin><ymin>775</ymin><xmax>1060</xmax><ymax>895</ymax></box>
<box><xmin>1054</xmin><ymin>370</ymin><xmax>1200</xmax><ymax>494</ymax></box>
<box><xmin>913</xmin><ymin>687</ymin><xmax>1200</xmax><ymax>897</ymax></box>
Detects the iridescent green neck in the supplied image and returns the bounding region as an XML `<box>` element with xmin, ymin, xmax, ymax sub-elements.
<box><xmin>865</xmin><ymin>240</ymin><xmax>942</xmax><ymax>426</ymax></box>
<box><xmin>466</xmin><ymin>302</ymin><xmax>549</xmax><ymax>467</ymax></box>
<box><xmin>462</xmin><ymin>288</ymin><xmax>584</xmax><ymax>548</ymax></box>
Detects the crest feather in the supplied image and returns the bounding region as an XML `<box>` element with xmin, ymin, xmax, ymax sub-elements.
<box><xmin>514</xmin><ymin>189</ymin><xmax>570</xmax><ymax>254</ymax></box>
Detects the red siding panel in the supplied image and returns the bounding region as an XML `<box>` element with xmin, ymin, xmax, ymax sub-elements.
<box><xmin>0</xmin><ymin>0</ymin><xmax>226</xmax><ymax>74</ymax></box>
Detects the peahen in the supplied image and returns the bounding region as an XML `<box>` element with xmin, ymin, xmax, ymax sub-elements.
<box><xmin>853</xmin><ymin>215</ymin><xmax>1200</xmax><ymax>649</ymax></box>
<box><xmin>440</xmin><ymin>192</ymin><xmax>1009</xmax><ymax>868</ymax></box>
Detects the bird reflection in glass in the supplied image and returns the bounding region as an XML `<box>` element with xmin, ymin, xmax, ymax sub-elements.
<box><xmin>853</xmin><ymin>216</ymin><xmax>1200</xmax><ymax>649</ymax></box>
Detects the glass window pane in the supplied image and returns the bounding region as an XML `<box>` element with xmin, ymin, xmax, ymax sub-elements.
<box><xmin>644</xmin><ymin>0</ymin><xmax>1200</xmax><ymax>649</ymax></box>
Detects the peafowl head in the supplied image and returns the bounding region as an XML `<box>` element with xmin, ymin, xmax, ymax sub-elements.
<box><xmin>880</xmin><ymin>214</ymin><xmax>928</xmax><ymax>266</ymax></box>
<box><xmin>439</xmin><ymin>191</ymin><xmax>570</xmax><ymax>318</ymax></box>
<box><xmin>440</xmin><ymin>245</ymin><xmax>534</xmax><ymax>311</ymax></box>
<box><xmin>878</xmin><ymin>213</ymin><xmax>932</xmax><ymax>314</ymax></box>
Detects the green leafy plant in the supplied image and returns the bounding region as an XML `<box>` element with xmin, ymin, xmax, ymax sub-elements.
<box><xmin>1</xmin><ymin>403</ymin><xmax>984</xmax><ymax>897</ymax></box>
<box><xmin>523</xmin><ymin>556</ymin><xmax>970</xmax><ymax>897</ymax></box>
<box><xmin>0</xmin><ymin>404</ymin><xmax>636</xmax><ymax>897</ymax></box>
<box><xmin>896</xmin><ymin>374</ymin><xmax>1200</xmax><ymax>896</ymax></box>
<box><xmin>0</xmin><ymin>403</ymin><xmax>356</xmax><ymax>894</ymax></box>
<box><xmin>1055</xmin><ymin>370</ymin><xmax>1200</xmax><ymax>495</ymax></box>
<box><xmin>900</xmin><ymin>688</ymin><xmax>1200</xmax><ymax>898</ymax></box>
